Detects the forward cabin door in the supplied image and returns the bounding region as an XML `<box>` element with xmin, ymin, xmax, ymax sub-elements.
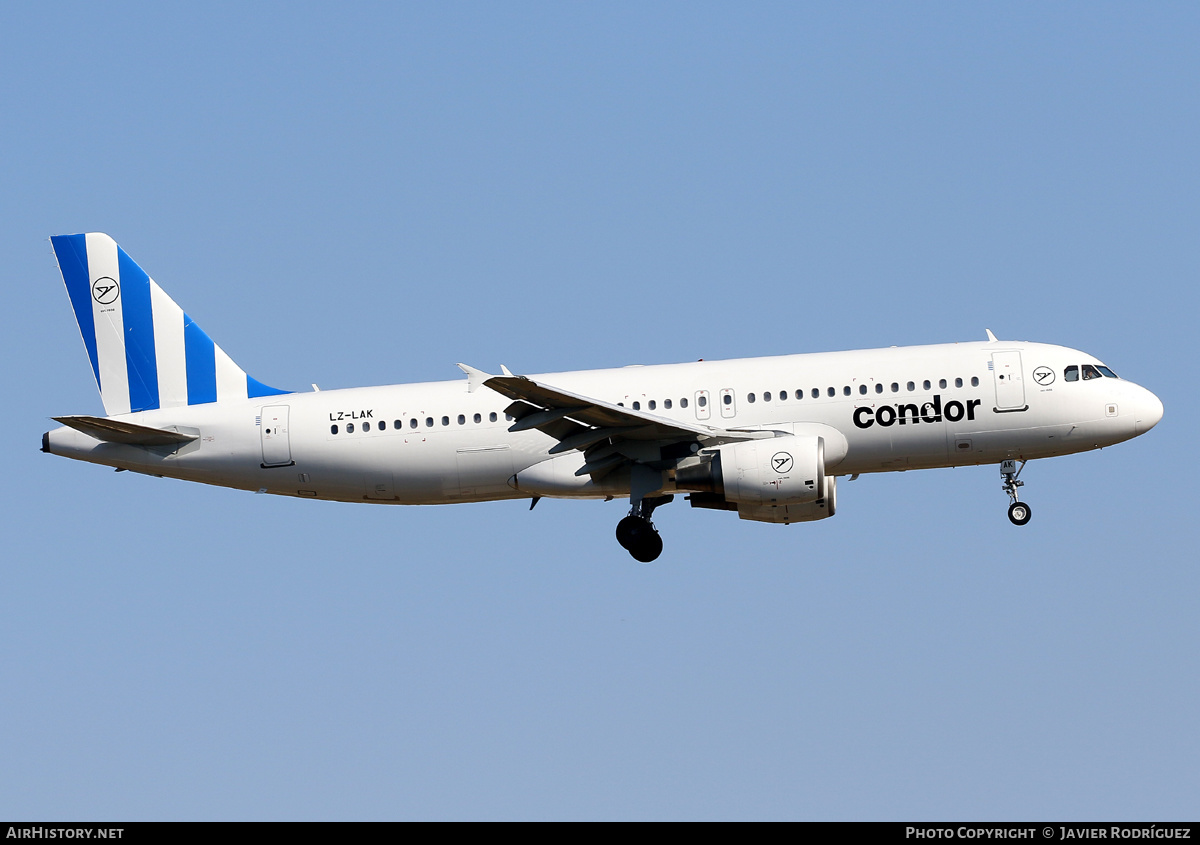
<box><xmin>260</xmin><ymin>405</ymin><xmax>293</xmax><ymax>466</ymax></box>
<box><xmin>991</xmin><ymin>352</ymin><xmax>1027</xmax><ymax>411</ymax></box>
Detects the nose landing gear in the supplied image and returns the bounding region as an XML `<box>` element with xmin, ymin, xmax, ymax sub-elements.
<box><xmin>1001</xmin><ymin>459</ymin><xmax>1032</xmax><ymax>525</ymax></box>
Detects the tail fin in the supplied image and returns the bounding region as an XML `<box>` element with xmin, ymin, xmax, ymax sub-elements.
<box><xmin>50</xmin><ymin>233</ymin><xmax>289</xmax><ymax>416</ymax></box>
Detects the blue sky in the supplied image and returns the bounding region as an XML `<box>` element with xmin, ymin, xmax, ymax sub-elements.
<box><xmin>2</xmin><ymin>2</ymin><xmax>1197</xmax><ymax>820</ymax></box>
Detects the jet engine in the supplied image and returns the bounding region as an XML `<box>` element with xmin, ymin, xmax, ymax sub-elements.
<box><xmin>674</xmin><ymin>435</ymin><xmax>828</xmax><ymax>505</ymax></box>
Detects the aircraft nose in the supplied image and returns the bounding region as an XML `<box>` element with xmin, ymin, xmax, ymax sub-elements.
<box><xmin>1134</xmin><ymin>387</ymin><xmax>1164</xmax><ymax>435</ymax></box>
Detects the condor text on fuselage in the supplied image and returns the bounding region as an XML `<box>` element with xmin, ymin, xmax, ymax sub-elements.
<box><xmin>853</xmin><ymin>395</ymin><xmax>983</xmax><ymax>429</ymax></box>
<box><xmin>42</xmin><ymin>234</ymin><xmax>1164</xmax><ymax>562</ymax></box>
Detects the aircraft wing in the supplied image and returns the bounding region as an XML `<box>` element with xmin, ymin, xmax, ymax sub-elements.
<box><xmin>483</xmin><ymin>371</ymin><xmax>755</xmax><ymax>478</ymax></box>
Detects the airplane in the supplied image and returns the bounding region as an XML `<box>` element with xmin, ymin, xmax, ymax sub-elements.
<box><xmin>42</xmin><ymin>233</ymin><xmax>1164</xmax><ymax>562</ymax></box>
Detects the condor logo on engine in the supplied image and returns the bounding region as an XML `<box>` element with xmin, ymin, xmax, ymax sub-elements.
<box><xmin>771</xmin><ymin>452</ymin><xmax>793</xmax><ymax>473</ymax></box>
<box><xmin>852</xmin><ymin>394</ymin><xmax>982</xmax><ymax>429</ymax></box>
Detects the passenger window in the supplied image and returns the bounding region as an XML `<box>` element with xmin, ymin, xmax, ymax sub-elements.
<box><xmin>1082</xmin><ymin>364</ymin><xmax>1102</xmax><ymax>380</ymax></box>
<box><xmin>843</xmin><ymin>386</ymin><xmax>851</xmax><ymax>396</ymax></box>
<box><xmin>681</xmin><ymin>397</ymin><xmax>688</xmax><ymax>408</ymax></box>
<box><xmin>891</xmin><ymin>383</ymin><xmax>899</xmax><ymax>393</ymax></box>
<box><xmin>363</xmin><ymin>421</ymin><xmax>371</xmax><ymax>432</ymax></box>
<box><xmin>826</xmin><ymin>387</ymin><xmax>835</xmax><ymax>397</ymax></box>
<box><xmin>330</xmin><ymin>424</ymin><xmax>338</xmax><ymax>435</ymax></box>
<box><xmin>632</xmin><ymin>401</ymin><xmax>641</xmax><ymax>410</ymax></box>
<box><xmin>778</xmin><ymin>390</ymin><xmax>786</xmax><ymax>402</ymax></box>
<box><xmin>440</xmin><ymin>416</ymin><xmax>448</xmax><ymax>426</ymax></box>
<box><xmin>474</xmin><ymin>413</ymin><xmax>482</xmax><ymax>423</ymax></box>
<box><xmin>698</xmin><ymin>395</ymin><xmax>707</xmax><ymax>407</ymax></box>
<box><xmin>410</xmin><ymin>418</ymin><xmax>418</xmax><ymax>429</ymax></box>
<box><xmin>490</xmin><ymin>412</ymin><xmax>498</xmax><ymax>422</ymax></box>
<box><xmin>939</xmin><ymin>379</ymin><xmax>947</xmax><ymax>389</ymax></box>
<box><xmin>796</xmin><ymin>390</ymin><xmax>804</xmax><ymax>400</ymax></box>
<box><xmin>971</xmin><ymin>377</ymin><xmax>979</xmax><ymax>386</ymax></box>
<box><xmin>763</xmin><ymin>392</ymin><xmax>771</xmax><ymax>402</ymax></box>
<box><xmin>907</xmin><ymin>381</ymin><xmax>915</xmax><ymax>392</ymax></box>
<box><xmin>812</xmin><ymin>388</ymin><xmax>819</xmax><ymax>399</ymax></box>
<box><xmin>955</xmin><ymin>378</ymin><xmax>963</xmax><ymax>388</ymax></box>
<box><xmin>649</xmin><ymin>400</ymin><xmax>656</xmax><ymax>410</ymax></box>
<box><xmin>458</xmin><ymin>414</ymin><xmax>465</xmax><ymax>425</ymax></box>
<box><xmin>347</xmin><ymin>423</ymin><xmax>355</xmax><ymax>433</ymax></box>
<box><xmin>859</xmin><ymin>385</ymin><xmax>867</xmax><ymax>395</ymax></box>
<box><xmin>664</xmin><ymin>399</ymin><xmax>672</xmax><ymax>409</ymax></box>
<box><xmin>923</xmin><ymin>380</ymin><xmax>931</xmax><ymax>390</ymax></box>
<box><xmin>875</xmin><ymin>383</ymin><xmax>883</xmax><ymax>394</ymax></box>
<box><xmin>425</xmin><ymin>417</ymin><xmax>433</xmax><ymax>427</ymax></box>
<box><xmin>744</xmin><ymin>393</ymin><xmax>753</xmax><ymax>404</ymax></box>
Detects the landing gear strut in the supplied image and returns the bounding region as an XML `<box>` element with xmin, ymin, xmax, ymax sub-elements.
<box><xmin>616</xmin><ymin>494</ymin><xmax>672</xmax><ymax>563</ymax></box>
<box><xmin>1001</xmin><ymin>459</ymin><xmax>1032</xmax><ymax>526</ymax></box>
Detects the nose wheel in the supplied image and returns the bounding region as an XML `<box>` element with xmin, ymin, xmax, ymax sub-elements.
<box><xmin>1007</xmin><ymin>501</ymin><xmax>1032</xmax><ymax>526</ymax></box>
<box><xmin>1001</xmin><ymin>460</ymin><xmax>1031</xmax><ymax>526</ymax></box>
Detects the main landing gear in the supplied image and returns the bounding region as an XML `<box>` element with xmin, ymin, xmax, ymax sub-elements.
<box><xmin>1001</xmin><ymin>459</ymin><xmax>1032</xmax><ymax>526</ymax></box>
<box><xmin>616</xmin><ymin>494</ymin><xmax>672</xmax><ymax>563</ymax></box>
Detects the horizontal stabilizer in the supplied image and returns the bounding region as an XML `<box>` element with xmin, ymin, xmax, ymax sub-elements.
<box><xmin>52</xmin><ymin>415</ymin><xmax>199</xmax><ymax>447</ymax></box>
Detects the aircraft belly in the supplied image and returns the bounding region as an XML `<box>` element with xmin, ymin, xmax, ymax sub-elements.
<box><xmin>252</xmin><ymin>422</ymin><xmax>533</xmax><ymax>504</ymax></box>
<box><xmin>946</xmin><ymin>421</ymin><xmax>1095</xmax><ymax>464</ymax></box>
<box><xmin>455</xmin><ymin>445</ymin><xmax>516</xmax><ymax>499</ymax></box>
<box><xmin>359</xmin><ymin>432</ymin><xmax>521</xmax><ymax>503</ymax></box>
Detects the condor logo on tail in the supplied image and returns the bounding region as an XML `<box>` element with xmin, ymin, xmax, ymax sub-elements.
<box><xmin>852</xmin><ymin>395</ymin><xmax>982</xmax><ymax>429</ymax></box>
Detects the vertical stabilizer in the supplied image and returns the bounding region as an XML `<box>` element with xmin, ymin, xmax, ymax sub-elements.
<box><xmin>51</xmin><ymin>233</ymin><xmax>288</xmax><ymax>415</ymax></box>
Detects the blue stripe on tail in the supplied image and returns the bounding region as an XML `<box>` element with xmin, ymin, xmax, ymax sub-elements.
<box><xmin>118</xmin><ymin>246</ymin><xmax>160</xmax><ymax>412</ymax></box>
<box><xmin>51</xmin><ymin>235</ymin><xmax>101</xmax><ymax>390</ymax></box>
<box><xmin>183</xmin><ymin>314</ymin><xmax>217</xmax><ymax>405</ymax></box>
<box><xmin>248</xmin><ymin>375</ymin><xmax>290</xmax><ymax>398</ymax></box>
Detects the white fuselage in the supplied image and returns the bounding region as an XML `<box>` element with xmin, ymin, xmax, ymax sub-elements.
<box><xmin>44</xmin><ymin>340</ymin><xmax>1162</xmax><ymax>505</ymax></box>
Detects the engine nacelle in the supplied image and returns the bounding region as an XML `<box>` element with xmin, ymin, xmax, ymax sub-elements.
<box><xmin>736</xmin><ymin>476</ymin><xmax>836</xmax><ymax>523</ymax></box>
<box><xmin>674</xmin><ymin>434</ymin><xmax>827</xmax><ymax>506</ymax></box>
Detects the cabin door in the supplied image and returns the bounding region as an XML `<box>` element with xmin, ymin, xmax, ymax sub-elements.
<box><xmin>260</xmin><ymin>405</ymin><xmax>292</xmax><ymax>466</ymax></box>
<box><xmin>991</xmin><ymin>352</ymin><xmax>1026</xmax><ymax>411</ymax></box>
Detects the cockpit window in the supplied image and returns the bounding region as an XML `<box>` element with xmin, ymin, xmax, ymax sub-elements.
<box><xmin>1097</xmin><ymin>366</ymin><xmax>1119</xmax><ymax>379</ymax></box>
<box><xmin>1065</xmin><ymin>365</ymin><xmax>1079</xmax><ymax>382</ymax></box>
<box><xmin>1082</xmin><ymin>364</ymin><xmax>1102</xmax><ymax>380</ymax></box>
